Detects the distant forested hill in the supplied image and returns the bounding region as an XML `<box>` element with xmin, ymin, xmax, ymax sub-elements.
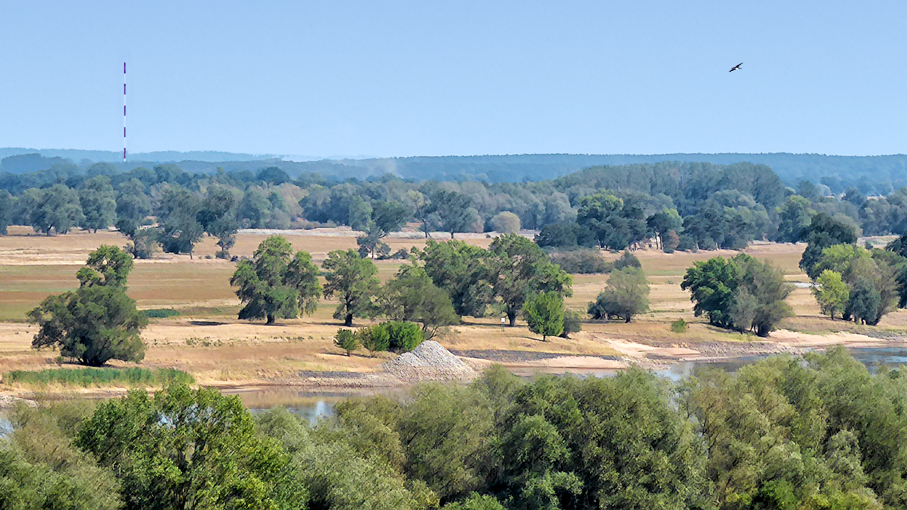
<box><xmin>2</xmin><ymin>149</ymin><xmax>906</xmax><ymax>192</ymax></box>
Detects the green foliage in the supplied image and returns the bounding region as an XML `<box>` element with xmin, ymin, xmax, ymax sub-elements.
<box><xmin>560</xmin><ymin>309</ymin><xmax>583</xmax><ymax>338</ymax></box>
<box><xmin>323</xmin><ymin>249</ymin><xmax>381</xmax><ymax>326</ymax></box>
<box><xmin>800</xmin><ymin>213</ymin><xmax>858</xmax><ymax>278</ymax></box>
<box><xmin>76</xmin><ymin>385</ymin><xmax>307</xmax><ymax>509</ymax></box>
<box><xmin>0</xmin><ymin>188</ymin><xmax>12</xmax><ymax>234</ymax></box>
<box><xmin>380</xmin><ymin>321</ymin><xmax>424</xmax><ymax>352</ymax></box>
<box><xmin>197</xmin><ymin>184</ymin><xmax>239</xmax><ymax>258</ymax></box>
<box><xmin>612</xmin><ymin>249</ymin><xmax>641</xmax><ymax>270</ymax></box>
<box><xmin>811</xmin><ymin>245</ymin><xmax>900</xmax><ymax>325</ymax></box>
<box><xmin>157</xmin><ymin>185</ymin><xmax>204</xmax><ymax>257</ymax></box>
<box><xmin>416</xmin><ymin>240</ymin><xmax>494</xmax><ymax>318</ymax></box>
<box><xmin>442</xmin><ymin>493</ymin><xmax>506</xmax><ymax>510</ymax></box>
<box><xmin>647</xmin><ymin>207</ymin><xmax>683</xmax><ymax>250</ymax></box>
<box><xmin>358</xmin><ymin>324</ymin><xmax>391</xmax><ymax>354</ymax></box>
<box><xmin>523</xmin><ymin>291</ymin><xmax>565</xmax><ymax>341</ymax></box>
<box><xmin>0</xmin><ymin>402</ymin><xmax>121</xmax><ymax>510</ymax></box>
<box><xmin>334</xmin><ymin>328</ymin><xmax>360</xmax><ymax>356</ymax></box>
<box><xmin>143</xmin><ymin>308</ymin><xmax>180</xmax><ymax>318</ymax></box>
<box><xmin>774</xmin><ymin>195</ymin><xmax>814</xmax><ymax>243</ymax></box>
<box><xmin>588</xmin><ymin>266</ymin><xmax>650</xmax><ymax>322</ymax></box>
<box><xmin>489</xmin><ymin>234</ymin><xmax>573</xmax><ymax>326</ymax></box>
<box><xmin>373</xmin><ymin>200</ymin><xmax>410</xmax><ymax>234</ymax></box>
<box><xmin>78</xmin><ymin>175</ymin><xmax>117</xmax><ymax>232</ymax></box>
<box><xmin>547</xmin><ymin>249</ymin><xmax>610</xmax><ymax>274</ymax></box>
<box><xmin>576</xmin><ymin>193</ymin><xmax>646</xmax><ymax>250</ymax></box>
<box><xmin>490</xmin><ymin>211</ymin><xmax>521</xmax><ymax>233</ymax></box>
<box><xmin>380</xmin><ymin>265</ymin><xmax>459</xmax><ymax>339</ymax></box>
<box><xmin>682</xmin><ymin>254</ymin><xmax>792</xmax><ymax>336</ymax></box>
<box><xmin>429</xmin><ymin>190</ymin><xmax>481</xmax><ymax>238</ymax></box>
<box><xmin>5</xmin><ymin>367</ymin><xmax>193</xmax><ymax>387</ymax></box>
<box><xmin>114</xmin><ymin>178</ymin><xmax>151</xmax><ymax>238</ymax></box>
<box><xmin>813</xmin><ymin>270</ymin><xmax>849</xmax><ymax>320</ymax></box>
<box><xmin>29</xmin><ymin>248</ymin><xmax>147</xmax><ymax>366</ymax></box>
<box><xmin>534</xmin><ymin>221</ymin><xmax>596</xmax><ymax>249</ymax></box>
<box><xmin>75</xmin><ymin>244</ymin><xmax>133</xmax><ymax>288</ymax></box>
<box><xmin>671</xmin><ymin>318</ymin><xmax>688</xmax><ymax>333</ymax></box>
<box><xmin>231</xmin><ymin>236</ymin><xmax>322</xmax><ymax>324</ymax></box>
<box><xmin>31</xmin><ymin>183</ymin><xmax>83</xmax><ymax>235</ymax></box>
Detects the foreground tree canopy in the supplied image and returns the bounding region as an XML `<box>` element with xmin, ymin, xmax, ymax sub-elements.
<box><xmin>28</xmin><ymin>245</ymin><xmax>147</xmax><ymax>366</ymax></box>
<box><xmin>6</xmin><ymin>348</ymin><xmax>903</xmax><ymax>509</ymax></box>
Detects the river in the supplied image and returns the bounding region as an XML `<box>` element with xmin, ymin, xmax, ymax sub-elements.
<box><xmin>4</xmin><ymin>347</ymin><xmax>907</xmax><ymax>433</ymax></box>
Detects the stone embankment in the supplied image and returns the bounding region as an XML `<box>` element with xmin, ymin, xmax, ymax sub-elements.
<box><xmin>381</xmin><ymin>341</ymin><xmax>478</xmax><ymax>383</ymax></box>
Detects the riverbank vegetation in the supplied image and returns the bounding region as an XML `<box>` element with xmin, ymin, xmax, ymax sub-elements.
<box><xmin>2</xmin><ymin>348</ymin><xmax>903</xmax><ymax>509</ymax></box>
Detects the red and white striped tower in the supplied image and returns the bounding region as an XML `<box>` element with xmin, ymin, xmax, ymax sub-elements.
<box><xmin>123</xmin><ymin>62</ymin><xmax>126</xmax><ymax>162</ymax></box>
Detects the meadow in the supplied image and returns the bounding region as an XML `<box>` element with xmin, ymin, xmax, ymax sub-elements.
<box><xmin>1</xmin><ymin>226</ymin><xmax>904</xmax><ymax>389</ymax></box>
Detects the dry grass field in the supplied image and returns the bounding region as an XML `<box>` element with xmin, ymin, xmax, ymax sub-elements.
<box><xmin>1</xmin><ymin>227</ymin><xmax>905</xmax><ymax>391</ymax></box>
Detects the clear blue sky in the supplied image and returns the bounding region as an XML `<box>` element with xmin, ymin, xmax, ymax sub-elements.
<box><xmin>1</xmin><ymin>1</ymin><xmax>904</xmax><ymax>157</ymax></box>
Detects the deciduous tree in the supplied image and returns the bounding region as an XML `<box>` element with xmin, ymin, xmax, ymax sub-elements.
<box><xmin>323</xmin><ymin>249</ymin><xmax>380</xmax><ymax>326</ymax></box>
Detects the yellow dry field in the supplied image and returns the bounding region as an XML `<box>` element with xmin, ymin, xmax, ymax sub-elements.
<box><xmin>1</xmin><ymin>228</ymin><xmax>905</xmax><ymax>388</ymax></box>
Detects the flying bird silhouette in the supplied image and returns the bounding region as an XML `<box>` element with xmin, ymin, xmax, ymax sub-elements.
<box><xmin>729</xmin><ymin>63</ymin><xmax>743</xmax><ymax>72</ymax></box>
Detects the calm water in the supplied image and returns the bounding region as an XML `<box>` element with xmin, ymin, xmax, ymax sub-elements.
<box><xmin>4</xmin><ymin>347</ymin><xmax>907</xmax><ymax>435</ymax></box>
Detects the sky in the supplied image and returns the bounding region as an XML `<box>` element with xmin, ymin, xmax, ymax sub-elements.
<box><xmin>1</xmin><ymin>1</ymin><xmax>905</xmax><ymax>158</ymax></box>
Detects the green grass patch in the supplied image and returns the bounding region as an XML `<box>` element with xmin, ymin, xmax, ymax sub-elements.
<box><xmin>143</xmin><ymin>308</ymin><xmax>180</xmax><ymax>319</ymax></box>
<box><xmin>4</xmin><ymin>367</ymin><xmax>194</xmax><ymax>387</ymax></box>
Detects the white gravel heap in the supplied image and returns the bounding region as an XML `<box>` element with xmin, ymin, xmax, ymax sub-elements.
<box><xmin>381</xmin><ymin>341</ymin><xmax>477</xmax><ymax>382</ymax></box>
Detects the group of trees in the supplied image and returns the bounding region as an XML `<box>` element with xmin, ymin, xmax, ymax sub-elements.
<box><xmin>682</xmin><ymin>253</ymin><xmax>793</xmax><ymax>337</ymax></box>
<box><xmin>798</xmin><ymin>215</ymin><xmax>907</xmax><ymax>325</ymax></box>
<box><xmin>7</xmin><ymin>159</ymin><xmax>907</xmax><ymax>261</ymax></box>
<box><xmin>6</xmin><ymin>348</ymin><xmax>905</xmax><ymax>509</ymax></box>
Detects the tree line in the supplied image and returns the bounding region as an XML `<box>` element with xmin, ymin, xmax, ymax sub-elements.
<box><xmin>4</xmin><ymin>160</ymin><xmax>907</xmax><ymax>259</ymax></box>
<box><xmin>3</xmin><ymin>347</ymin><xmax>904</xmax><ymax>509</ymax></box>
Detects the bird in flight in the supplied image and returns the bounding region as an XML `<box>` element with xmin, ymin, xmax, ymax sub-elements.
<box><xmin>729</xmin><ymin>62</ymin><xmax>743</xmax><ymax>72</ymax></box>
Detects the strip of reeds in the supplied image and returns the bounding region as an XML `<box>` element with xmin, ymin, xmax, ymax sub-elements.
<box><xmin>4</xmin><ymin>367</ymin><xmax>194</xmax><ymax>387</ymax></box>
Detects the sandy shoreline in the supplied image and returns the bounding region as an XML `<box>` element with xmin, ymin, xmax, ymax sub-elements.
<box><xmin>3</xmin><ymin>329</ymin><xmax>905</xmax><ymax>404</ymax></box>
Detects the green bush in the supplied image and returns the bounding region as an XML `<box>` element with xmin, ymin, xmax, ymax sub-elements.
<box><xmin>358</xmin><ymin>325</ymin><xmax>390</xmax><ymax>354</ymax></box>
<box><xmin>671</xmin><ymin>318</ymin><xmax>688</xmax><ymax>333</ymax></box>
<box><xmin>379</xmin><ymin>321</ymin><xmax>424</xmax><ymax>352</ymax></box>
<box><xmin>612</xmin><ymin>250</ymin><xmax>641</xmax><ymax>270</ymax></box>
<box><xmin>561</xmin><ymin>310</ymin><xmax>583</xmax><ymax>338</ymax></box>
<box><xmin>143</xmin><ymin>308</ymin><xmax>180</xmax><ymax>319</ymax></box>
<box><xmin>4</xmin><ymin>367</ymin><xmax>194</xmax><ymax>387</ymax></box>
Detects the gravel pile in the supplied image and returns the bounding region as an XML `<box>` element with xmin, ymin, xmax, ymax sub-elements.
<box><xmin>382</xmin><ymin>341</ymin><xmax>477</xmax><ymax>382</ymax></box>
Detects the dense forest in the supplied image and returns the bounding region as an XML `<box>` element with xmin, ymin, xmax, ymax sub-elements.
<box><xmin>3</xmin><ymin>349</ymin><xmax>905</xmax><ymax>509</ymax></box>
<box><xmin>2</xmin><ymin>150</ymin><xmax>906</xmax><ymax>191</ymax></box>
<box><xmin>2</xmin><ymin>155</ymin><xmax>907</xmax><ymax>264</ymax></box>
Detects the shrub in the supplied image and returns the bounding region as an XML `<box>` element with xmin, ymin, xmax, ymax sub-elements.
<box><xmin>671</xmin><ymin>318</ymin><xmax>688</xmax><ymax>333</ymax></box>
<box><xmin>334</xmin><ymin>329</ymin><xmax>360</xmax><ymax>356</ymax></box>
<box><xmin>143</xmin><ymin>308</ymin><xmax>180</xmax><ymax>319</ymax></box>
<box><xmin>588</xmin><ymin>267</ymin><xmax>650</xmax><ymax>322</ymax></box>
<box><xmin>677</xmin><ymin>235</ymin><xmax>698</xmax><ymax>252</ymax></box>
<box><xmin>613</xmin><ymin>250</ymin><xmax>641</xmax><ymax>270</ymax></box>
<box><xmin>548</xmin><ymin>249</ymin><xmax>610</xmax><ymax>274</ymax></box>
<box><xmin>379</xmin><ymin>321</ymin><xmax>424</xmax><ymax>352</ymax></box>
<box><xmin>357</xmin><ymin>325</ymin><xmax>390</xmax><ymax>354</ymax></box>
<box><xmin>523</xmin><ymin>291</ymin><xmax>565</xmax><ymax>341</ymax></box>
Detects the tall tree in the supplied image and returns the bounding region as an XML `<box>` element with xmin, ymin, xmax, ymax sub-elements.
<box><xmin>0</xmin><ymin>188</ymin><xmax>11</xmax><ymax>234</ymax></box>
<box><xmin>78</xmin><ymin>176</ymin><xmax>116</xmax><ymax>233</ymax></box>
<box><xmin>198</xmin><ymin>185</ymin><xmax>240</xmax><ymax>259</ymax></box>
<box><xmin>380</xmin><ymin>264</ymin><xmax>459</xmax><ymax>339</ymax></box>
<box><xmin>799</xmin><ymin>213</ymin><xmax>858</xmax><ymax>278</ymax></box>
<box><xmin>157</xmin><ymin>186</ymin><xmax>204</xmax><ymax>258</ymax></box>
<box><xmin>230</xmin><ymin>236</ymin><xmax>321</xmax><ymax>324</ymax></box>
<box><xmin>323</xmin><ymin>249</ymin><xmax>380</xmax><ymax>326</ymax></box>
<box><xmin>588</xmin><ymin>266</ymin><xmax>650</xmax><ymax>322</ymax></box>
<box><xmin>114</xmin><ymin>178</ymin><xmax>152</xmax><ymax>238</ymax></box>
<box><xmin>774</xmin><ymin>195</ymin><xmax>814</xmax><ymax>243</ymax></box>
<box><xmin>813</xmin><ymin>270</ymin><xmax>849</xmax><ymax>320</ymax></box>
<box><xmin>489</xmin><ymin>234</ymin><xmax>572</xmax><ymax>326</ymax></box>
<box><xmin>28</xmin><ymin>247</ymin><xmax>146</xmax><ymax>366</ymax></box>
<box><xmin>30</xmin><ymin>184</ymin><xmax>84</xmax><ymax>235</ymax></box>
<box><xmin>416</xmin><ymin>239</ymin><xmax>494</xmax><ymax>318</ymax></box>
<box><xmin>430</xmin><ymin>190</ymin><xmax>479</xmax><ymax>239</ymax></box>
